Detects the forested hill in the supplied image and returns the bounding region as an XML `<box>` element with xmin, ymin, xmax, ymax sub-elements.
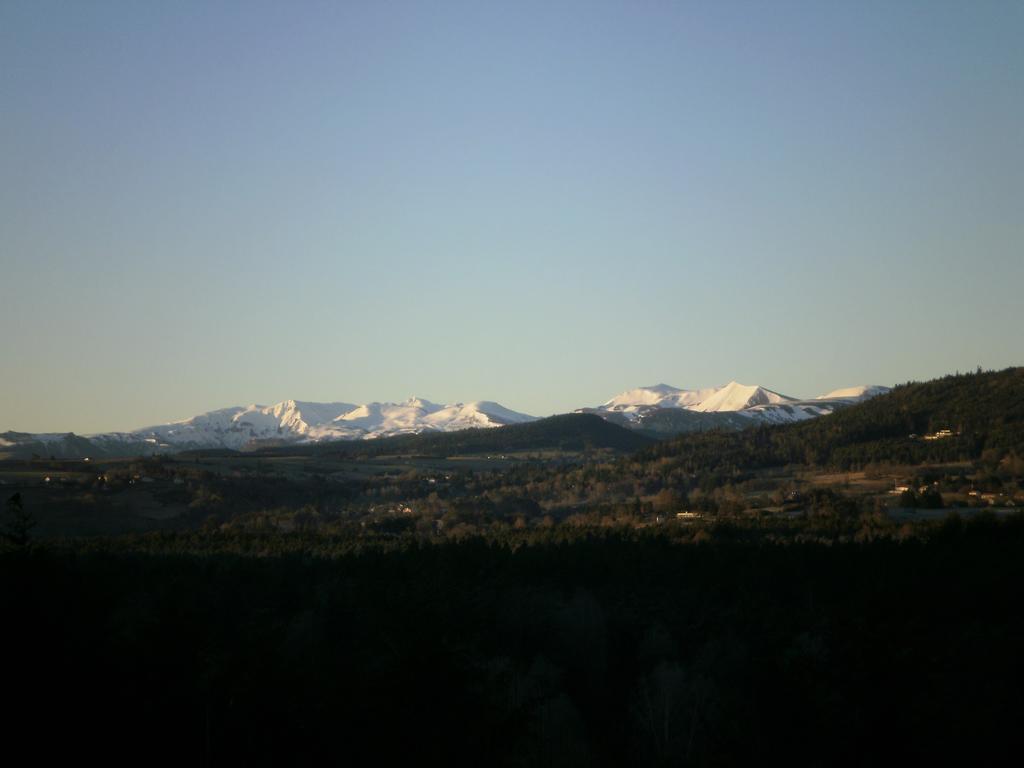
<box><xmin>269</xmin><ymin>413</ymin><xmax>656</xmax><ymax>459</ymax></box>
<box><xmin>643</xmin><ymin>367</ymin><xmax>1024</xmax><ymax>473</ymax></box>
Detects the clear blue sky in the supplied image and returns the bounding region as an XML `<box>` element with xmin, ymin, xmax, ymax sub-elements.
<box><xmin>2</xmin><ymin>0</ymin><xmax>1022</xmax><ymax>433</ymax></box>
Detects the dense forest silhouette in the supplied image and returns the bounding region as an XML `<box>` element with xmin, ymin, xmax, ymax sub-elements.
<box><xmin>4</xmin><ymin>516</ymin><xmax>1024</xmax><ymax>764</ymax></box>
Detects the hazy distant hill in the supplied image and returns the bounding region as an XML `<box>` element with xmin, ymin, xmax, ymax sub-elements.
<box><xmin>0</xmin><ymin>432</ymin><xmax>105</xmax><ymax>461</ymax></box>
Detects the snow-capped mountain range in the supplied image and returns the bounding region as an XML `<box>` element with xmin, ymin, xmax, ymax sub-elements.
<box><xmin>582</xmin><ymin>381</ymin><xmax>890</xmax><ymax>429</ymax></box>
<box><xmin>89</xmin><ymin>398</ymin><xmax>537</xmax><ymax>452</ymax></box>
<box><xmin>1</xmin><ymin>382</ymin><xmax>890</xmax><ymax>457</ymax></box>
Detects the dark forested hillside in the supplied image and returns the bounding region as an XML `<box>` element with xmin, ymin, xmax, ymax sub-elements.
<box><xmin>289</xmin><ymin>413</ymin><xmax>656</xmax><ymax>458</ymax></box>
<box><xmin>577</xmin><ymin>406</ymin><xmax>752</xmax><ymax>436</ymax></box>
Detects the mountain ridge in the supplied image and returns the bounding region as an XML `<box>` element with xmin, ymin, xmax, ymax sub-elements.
<box><xmin>1</xmin><ymin>379</ymin><xmax>891</xmax><ymax>458</ymax></box>
<box><xmin>584</xmin><ymin>380</ymin><xmax>891</xmax><ymax>430</ymax></box>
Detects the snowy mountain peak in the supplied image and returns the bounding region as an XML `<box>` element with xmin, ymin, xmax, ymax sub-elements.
<box><xmin>402</xmin><ymin>397</ymin><xmax>435</xmax><ymax>409</ymax></box>
<box><xmin>264</xmin><ymin>400</ymin><xmax>358</xmax><ymax>428</ymax></box>
<box><xmin>84</xmin><ymin>396</ymin><xmax>538</xmax><ymax>451</ymax></box>
<box><xmin>600</xmin><ymin>380</ymin><xmax>798</xmax><ymax>416</ymax></box>
<box><xmin>589</xmin><ymin>378</ymin><xmax>888</xmax><ymax>427</ymax></box>
<box><xmin>602</xmin><ymin>384</ymin><xmax>717</xmax><ymax>412</ymax></box>
<box><xmin>688</xmin><ymin>382</ymin><xmax>796</xmax><ymax>413</ymax></box>
<box><xmin>647</xmin><ymin>384</ymin><xmax>684</xmax><ymax>394</ymax></box>
<box><xmin>463</xmin><ymin>401</ymin><xmax>538</xmax><ymax>424</ymax></box>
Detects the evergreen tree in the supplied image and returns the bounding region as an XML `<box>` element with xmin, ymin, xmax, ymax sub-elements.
<box><xmin>3</xmin><ymin>493</ymin><xmax>34</xmax><ymax>546</ymax></box>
